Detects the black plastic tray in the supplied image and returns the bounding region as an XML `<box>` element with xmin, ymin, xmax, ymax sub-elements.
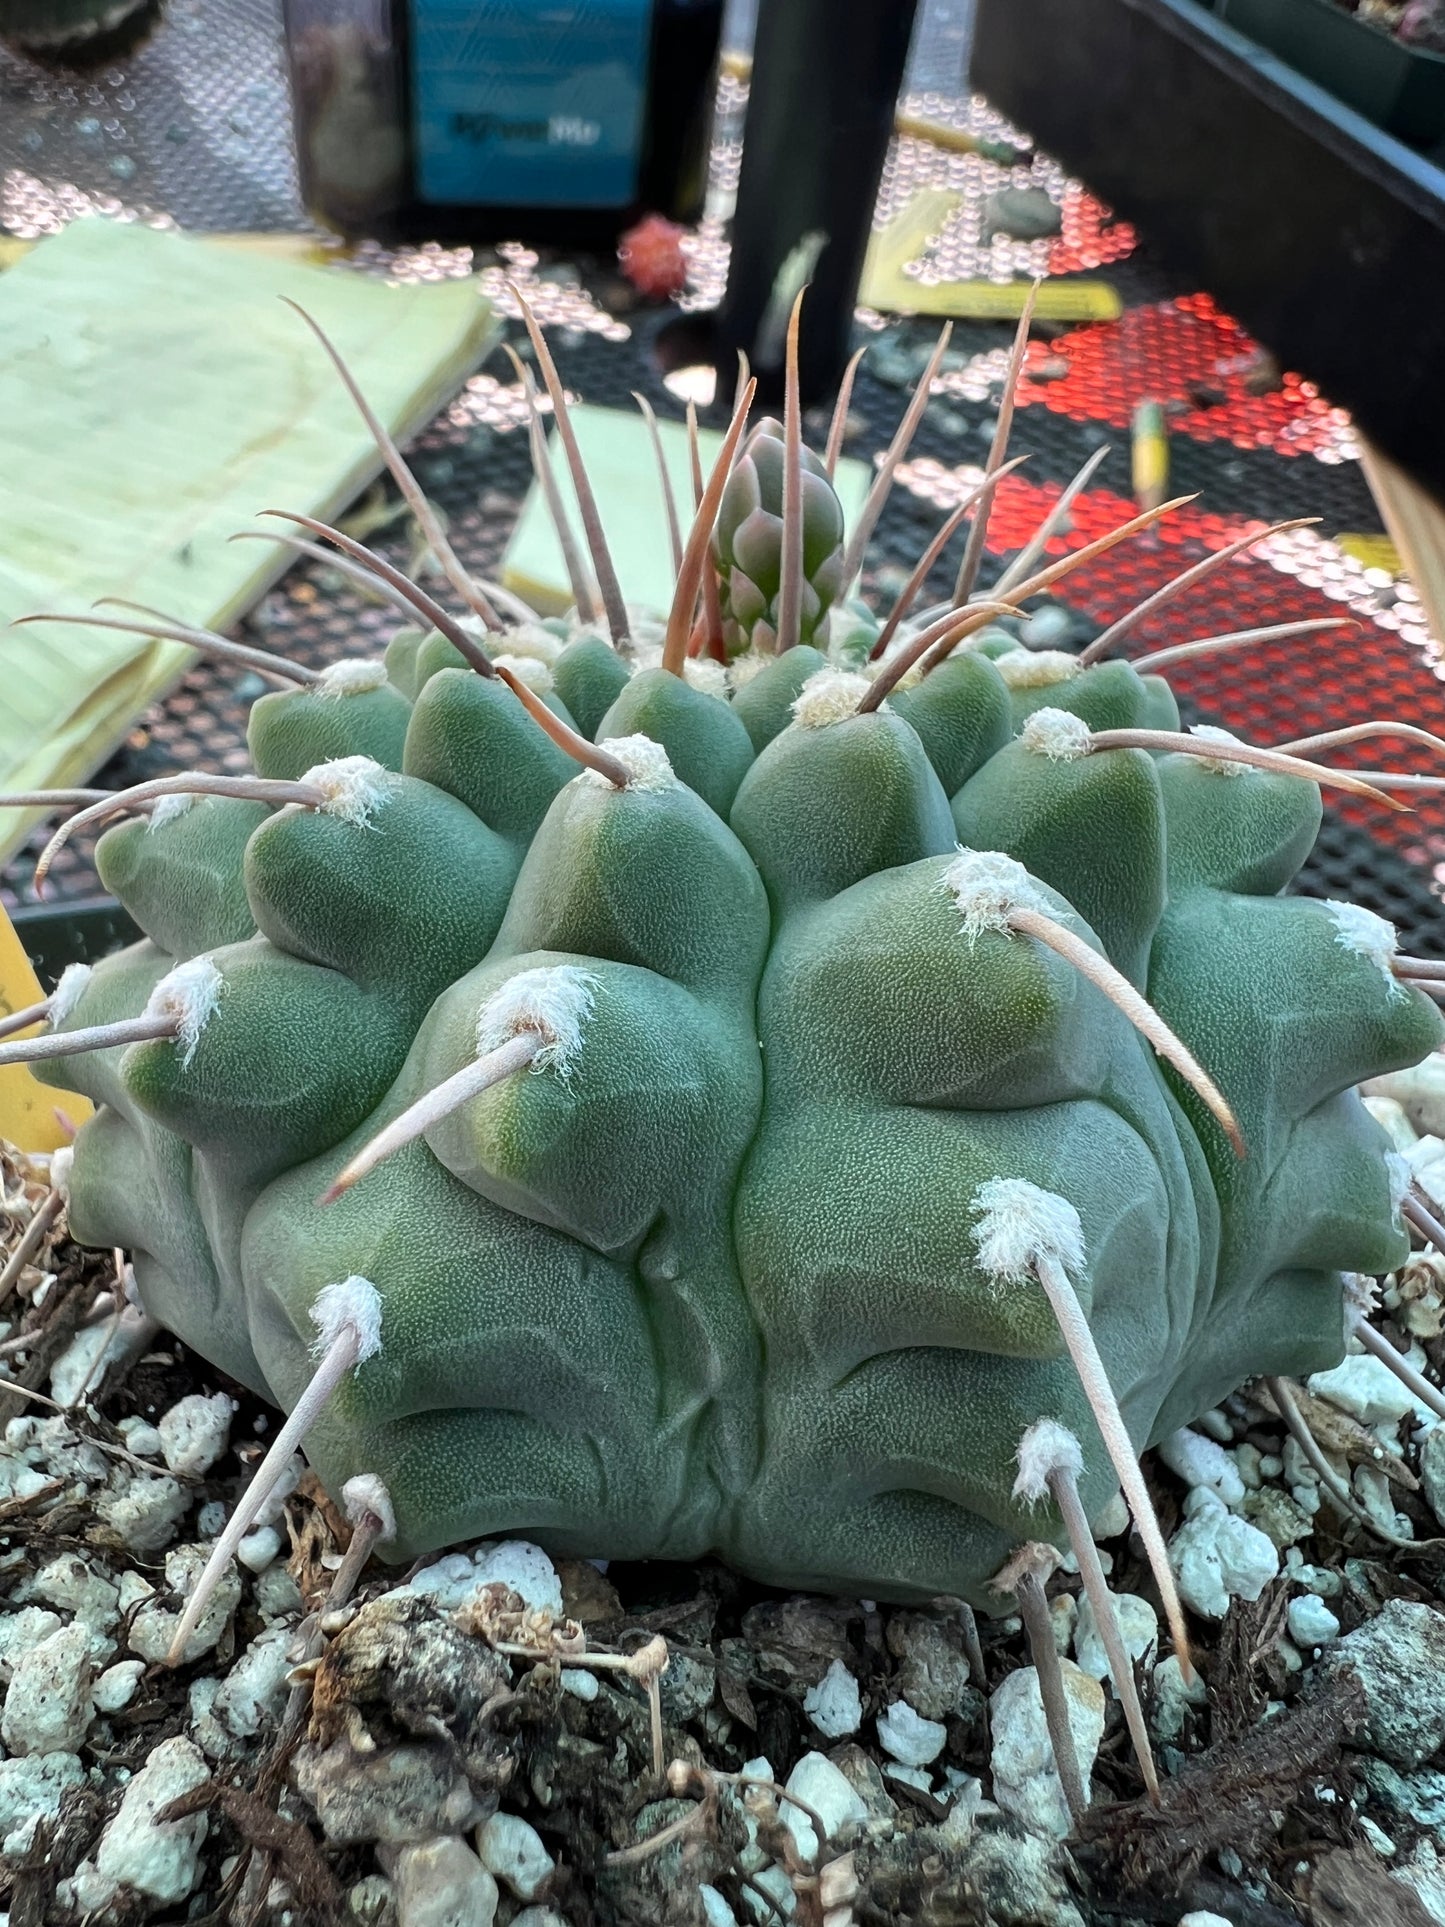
<box><xmin>1219</xmin><ymin>0</ymin><xmax>1445</xmax><ymax>145</ymax></box>
<box><xmin>971</xmin><ymin>0</ymin><xmax>1445</xmax><ymax>501</ymax></box>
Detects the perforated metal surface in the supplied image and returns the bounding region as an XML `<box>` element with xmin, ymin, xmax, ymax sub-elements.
<box><xmin>3</xmin><ymin>0</ymin><xmax>1442</xmax><ymax>958</ymax></box>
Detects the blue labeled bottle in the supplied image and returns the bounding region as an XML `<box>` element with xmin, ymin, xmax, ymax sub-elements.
<box><xmin>284</xmin><ymin>0</ymin><xmax>722</xmax><ymax>245</ymax></box>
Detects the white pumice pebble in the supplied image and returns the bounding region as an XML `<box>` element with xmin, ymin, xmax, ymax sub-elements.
<box><xmin>1073</xmin><ymin>1591</ymin><xmax>1158</xmax><ymax>1683</ymax></box>
<box><xmin>780</xmin><ymin>1751</ymin><xmax>869</xmax><ymax>1860</ymax></box>
<box><xmin>1090</xmin><ymin>1491</ymin><xmax>1130</xmax><ymax>1541</ymax></box>
<box><xmin>877</xmin><ymin>1698</ymin><xmax>948</xmax><ymax>1767</ymax></box>
<box><xmin>213</xmin><ymin>1626</ymin><xmax>295</xmax><ymax>1739</ymax></box>
<box><xmin>237</xmin><ymin>1525</ymin><xmax>283</xmax><ymax>1573</ymax></box>
<box><xmin>1365</xmin><ymin>1053</ymin><xmax>1445</xmax><ymax>1140</ymax></box>
<box><xmin>391</xmin><ymin>1834</ymin><xmax>500</xmax><ymax>1927</ymax></box>
<box><xmin>0</xmin><ymin>1751</ymin><xmax>86</xmax><ymax>1855</ymax></box>
<box><xmin>1308</xmin><ymin>1355</ymin><xmax>1419</xmax><ymax>1426</ymax></box>
<box><xmin>1150</xmin><ymin>1654</ymin><xmax>1207</xmax><ymax>1743</ymax></box>
<box><xmin>475</xmin><ymin>1812</ymin><xmax>555</xmax><ymax>1901</ymax></box>
<box><xmin>803</xmin><ymin>1657</ymin><xmax>863</xmax><ymax>1738</ymax></box>
<box><xmin>1169</xmin><ymin>1504</ymin><xmax>1280</xmax><ymax>1619</ymax></box>
<box><xmin>65</xmin><ymin>1735</ymin><xmax>210</xmax><ymax>1912</ymax></box>
<box><xmin>1286</xmin><ymin>1594</ymin><xmax>1341</xmax><ymax>1650</ymax></box>
<box><xmin>117</xmin><ymin>1417</ymin><xmax>164</xmax><ymax>1458</ymax></box>
<box><xmin>700</xmin><ymin>1885</ymin><xmax>740</xmax><ymax>1927</ymax></box>
<box><xmin>252</xmin><ymin>1450</ymin><xmax>306</xmax><ymax>1529</ymax></box>
<box><xmin>989</xmin><ymin>1660</ymin><xmax>1105</xmax><ymax>1839</ymax></box>
<box><xmin>128</xmin><ymin>1545</ymin><xmax>242</xmax><ymax>1664</ymax></box>
<box><xmin>92</xmin><ymin>1660</ymin><xmax>146</xmax><ymax>1714</ymax></box>
<box><xmin>1159</xmin><ymin>1426</ymin><xmax>1246</xmax><ymax>1508</ymax></box>
<box><xmin>0</xmin><ymin>1623</ymin><xmax>93</xmax><ymax>1755</ymax></box>
<box><xmin>96</xmin><ymin>1471</ymin><xmax>189</xmax><ymax>1553</ymax></box>
<box><xmin>412</xmin><ymin>1539</ymin><xmax>564</xmax><ymax>1616</ymax></box>
<box><xmin>0</xmin><ymin>1606</ymin><xmax>63</xmax><ymax>1682</ymax></box>
<box><xmin>158</xmin><ymin>1391</ymin><xmax>236</xmax><ymax>1477</ymax></box>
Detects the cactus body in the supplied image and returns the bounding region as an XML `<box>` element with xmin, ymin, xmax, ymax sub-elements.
<box><xmin>42</xmin><ymin>611</ymin><xmax>1437</xmax><ymax>1606</ymax></box>
<box><xmin>713</xmin><ymin>419</ymin><xmax>848</xmax><ymax>656</ymax></box>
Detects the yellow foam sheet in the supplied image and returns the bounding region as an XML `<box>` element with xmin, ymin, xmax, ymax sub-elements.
<box><xmin>502</xmin><ymin>402</ymin><xmax>874</xmax><ymax>618</ymax></box>
<box><xmin>0</xmin><ymin>217</ymin><xmax>495</xmax><ymax>864</ymax></box>
<box><xmin>0</xmin><ymin>903</ymin><xmax>90</xmax><ymax>1151</ymax></box>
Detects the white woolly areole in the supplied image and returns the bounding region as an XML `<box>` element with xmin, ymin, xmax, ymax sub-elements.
<box><xmin>582</xmin><ymin>733</ymin><xmax>676</xmax><ymax>792</ymax></box>
<box><xmin>301</xmin><ymin>755</ymin><xmax>394</xmax><ymax>825</ymax></box>
<box><xmin>49</xmin><ymin>1144</ymin><xmax>74</xmax><ymax>1198</ymax></box>
<box><xmin>1188</xmin><ymin>724</ymin><xmax>1249</xmax><ymax>776</ymax></box>
<box><xmin>342</xmin><ymin>1473</ymin><xmax>396</xmax><ymax>1541</ymax></box>
<box><xmin>942</xmin><ymin>847</ymin><xmax>1052</xmax><ymax>941</ymax></box>
<box><xmin>1326</xmin><ymin>899</ymin><xmax>1400</xmax><ymax>990</ymax></box>
<box><xmin>49</xmin><ymin>962</ymin><xmax>92</xmax><ymax>1026</ymax></box>
<box><xmin>147</xmin><ymin>793</ymin><xmax>199</xmax><ymax>833</ymax></box>
<box><xmin>1386</xmin><ymin>1149</ymin><xmax>1413</xmax><ymax>1221</ymax></box>
<box><xmin>1013</xmin><ymin>1417</ymin><xmax>1085</xmax><ymax>1504</ymax></box>
<box><xmin>995</xmin><ymin>648</ymin><xmax>1080</xmax><ymax>690</ymax></box>
<box><xmin>791</xmin><ymin>669</ymin><xmax>873</xmax><ymax>729</ymax></box>
<box><xmin>309</xmin><ymin>1275</ymin><xmax>383</xmax><ymax>1365</ymax></box>
<box><xmin>1344</xmin><ymin>1270</ymin><xmax>1381</xmax><ymax>1319</ymax></box>
<box><xmin>492</xmin><ymin>652</ymin><xmax>555</xmax><ymax>694</ymax></box>
<box><xmin>727</xmin><ymin>651</ymin><xmax>770</xmax><ymax>691</ymax></box>
<box><xmin>476</xmin><ymin>965</ymin><xmax>598</xmax><ymax>1077</ymax></box>
<box><xmin>683</xmin><ymin>658</ymin><xmax>729</xmax><ymax>700</ymax></box>
<box><xmin>317</xmin><ymin>659</ymin><xmax>389</xmax><ymax>697</ymax></box>
<box><xmin>972</xmin><ymin>1176</ymin><xmax>1087</xmax><ymax>1283</ymax></box>
<box><xmin>1019</xmin><ymin>706</ymin><xmax>1093</xmax><ymax>762</ymax></box>
<box><xmin>500</xmin><ymin>621</ymin><xmax>565</xmax><ymax>668</ymax></box>
<box><xmin>144</xmin><ymin>956</ymin><xmax>223</xmax><ymax>1068</ymax></box>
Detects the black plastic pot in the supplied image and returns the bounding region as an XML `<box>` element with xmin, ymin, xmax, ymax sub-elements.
<box><xmin>11</xmin><ymin>897</ymin><xmax>140</xmax><ymax>990</ymax></box>
<box><xmin>970</xmin><ymin>0</ymin><xmax>1445</xmax><ymax>502</ymax></box>
<box><xmin>1218</xmin><ymin>0</ymin><xmax>1445</xmax><ymax>145</ymax></box>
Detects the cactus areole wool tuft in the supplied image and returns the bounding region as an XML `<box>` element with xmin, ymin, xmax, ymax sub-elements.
<box><xmin>7</xmin><ymin>290</ymin><xmax>1440</xmax><ymax>1614</ymax></box>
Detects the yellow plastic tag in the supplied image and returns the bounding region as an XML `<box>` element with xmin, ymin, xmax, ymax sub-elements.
<box><xmin>0</xmin><ymin>905</ymin><xmax>92</xmax><ymax>1153</ymax></box>
<box><xmin>1336</xmin><ymin>533</ymin><xmax>1403</xmax><ymax>576</ymax></box>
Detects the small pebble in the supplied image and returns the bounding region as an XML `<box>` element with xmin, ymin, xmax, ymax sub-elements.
<box><xmin>1308</xmin><ymin>1355</ymin><xmax>1418</xmax><ymax>1426</ymax></box>
<box><xmin>476</xmin><ymin>1812</ymin><xmax>554</xmax><ymax>1901</ymax></box>
<box><xmin>0</xmin><ymin>1751</ymin><xmax>86</xmax><ymax>1855</ymax></box>
<box><xmin>876</xmin><ymin>1698</ymin><xmax>947</xmax><ymax>1767</ymax></box>
<box><xmin>990</xmin><ymin>1660</ymin><xmax>1105</xmax><ymax>1839</ymax></box>
<box><xmin>1159</xmin><ymin>1427</ymin><xmax>1246</xmax><ymax>1507</ymax></box>
<box><xmin>1090</xmin><ymin>1491</ymin><xmax>1129</xmax><ymax>1540</ymax></box>
<box><xmin>1073</xmin><ymin>1591</ymin><xmax>1157</xmax><ymax>1682</ymax></box>
<box><xmin>196</xmin><ymin>1499</ymin><xmax>228</xmax><ymax>1538</ymax></box>
<box><xmin>781</xmin><ymin>1751</ymin><xmax>869</xmax><ymax>1860</ymax></box>
<box><xmin>1169</xmin><ymin>1497</ymin><xmax>1279</xmax><ymax>1619</ymax></box>
<box><xmin>129</xmin><ymin>1544</ymin><xmax>242</xmax><ymax>1664</ymax></box>
<box><xmin>700</xmin><ymin>1888</ymin><xmax>739</xmax><ymax>1927</ymax></box>
<box><xmin>803</xmin><ymin>1657</ymin><xmax>862</xmax><ymax>1739</ymax></box>
<box><xmin>392</xmin><ymin>1834</ymin><xmax>498</xmax><ymax>1927</ymax></box>
<box><xmin>67</xmin><ymin>1736</ymin><xmax>210</xmax><ymax>1911</ymax></box>
<box><xmin>237</xmin><ymin>1525</ymin><xmax>282</xmax><ymax>1573</ymax></box>
<box><xmin>0</xmin><ymin>1623</ymin><xmax>92</xmax><ymax>1756</ymax></box>
<box><xmin>92</xmin><ymin>1660</ymin><xmax>145</xmax><ymax>1714</ymax></box>
<box><xmin>1286</xmin><ymin>1593</ymin><xmax>1341</xmax><ymax>1650</ymax></box>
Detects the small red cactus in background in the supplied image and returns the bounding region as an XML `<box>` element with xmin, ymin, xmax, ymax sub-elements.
<box><xmin>618</xmin><ymin>214</ymin><xmax>689</xmax><ymax>300</ymax></box>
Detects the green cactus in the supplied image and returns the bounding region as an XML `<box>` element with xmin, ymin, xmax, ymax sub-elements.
<box><xmin>5</xmin><ymin>300</ymin><xmax>1439</xmax><ymax>1646</ymax></box>
<box><xmin>713</xmin><ymin>418</ymin><xmax>848</xmax><ymax>656</ymax></box>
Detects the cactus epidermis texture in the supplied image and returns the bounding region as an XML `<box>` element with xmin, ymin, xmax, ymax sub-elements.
<box><xmin>23</xmin><ymin>304</ymin><xmax>1441</xmax><ymax>1610</ymax></box>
